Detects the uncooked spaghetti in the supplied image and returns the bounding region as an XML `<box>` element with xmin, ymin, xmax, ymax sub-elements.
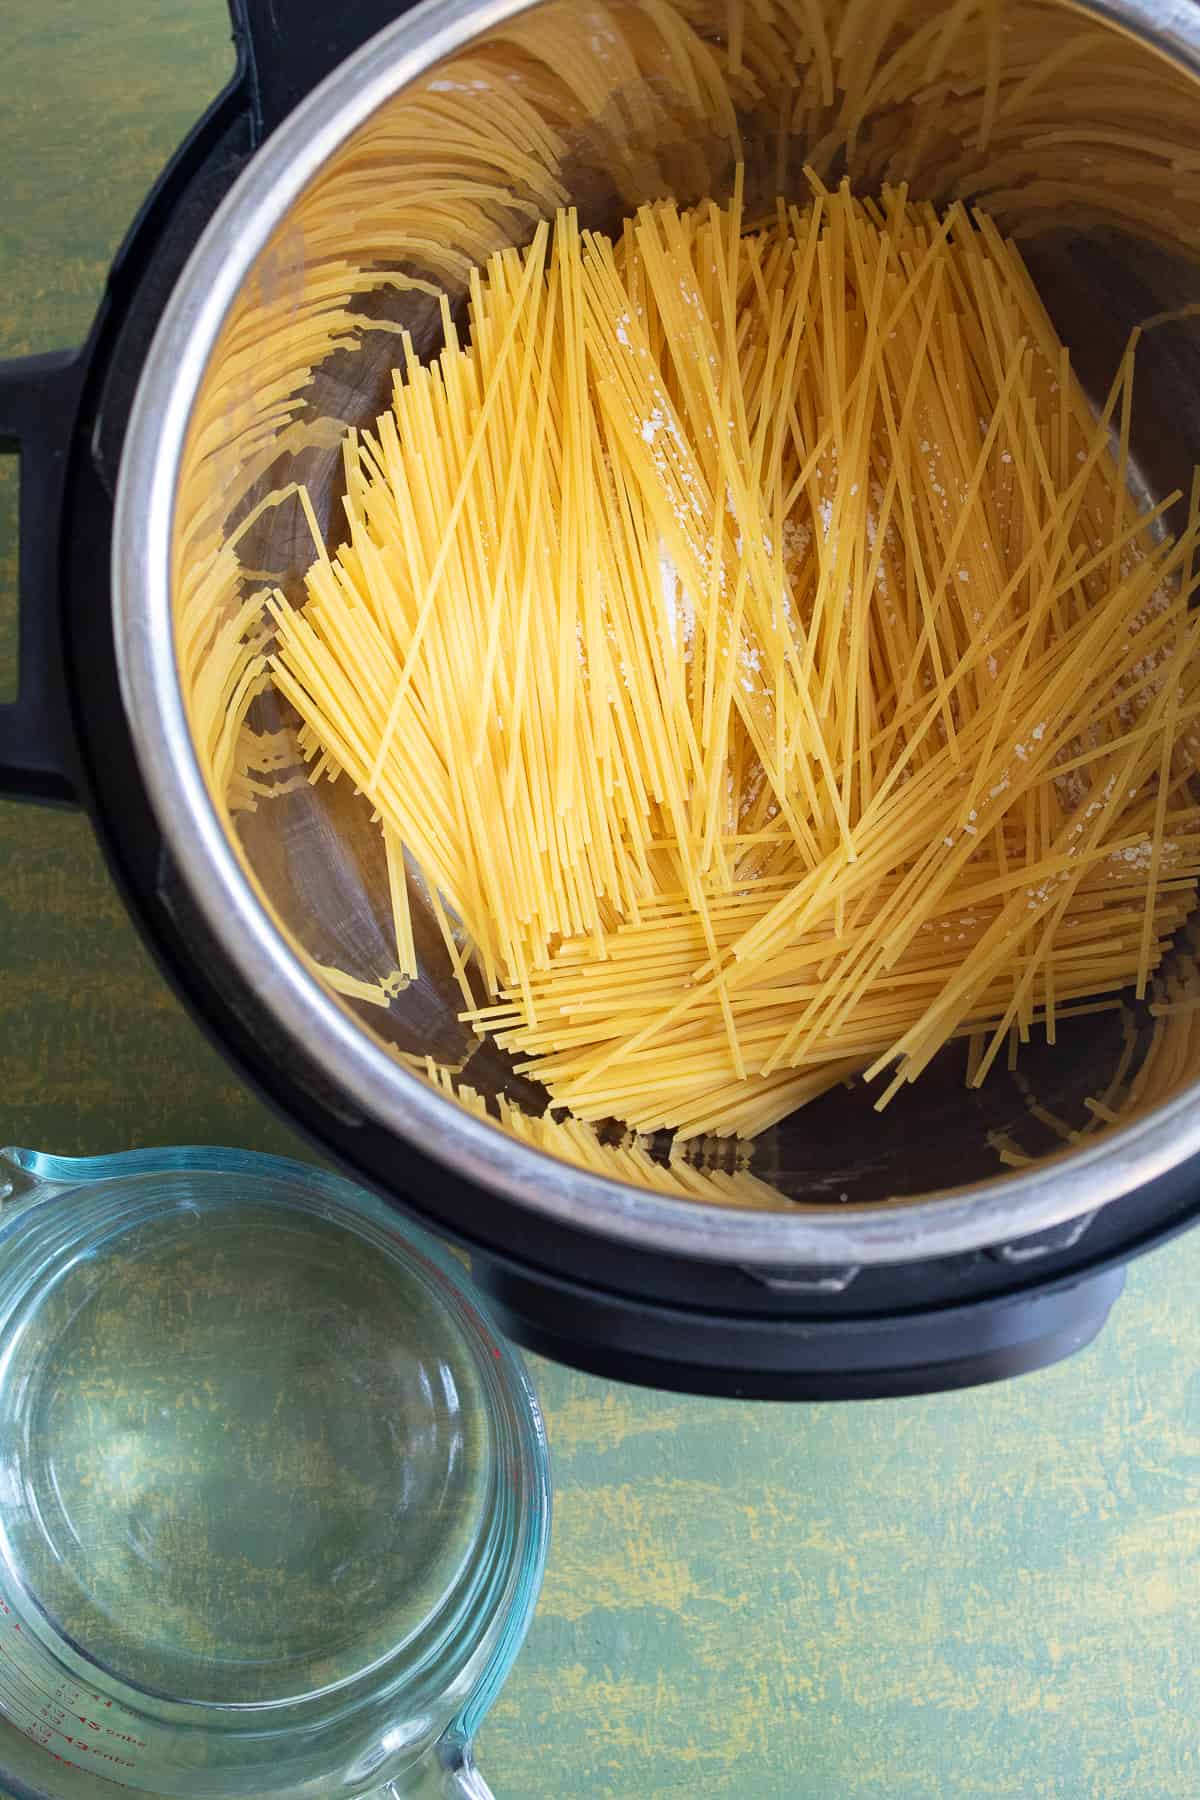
<box><xmin>263</xmin><ymin>178</ymin><xmax>1200</xmax><ymax>1156</ymax></box>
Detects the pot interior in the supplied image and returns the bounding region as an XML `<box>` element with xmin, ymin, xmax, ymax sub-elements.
<box><xmin>171</xmin><ymin>0</ymin><xmax>1200</xmax><ymax>1209</ymax></box>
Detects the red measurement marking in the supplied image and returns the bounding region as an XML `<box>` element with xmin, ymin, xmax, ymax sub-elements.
<box><xmin>34</xmin><ymin>1742</ymin><xmax>138</xmax><ymax>1785</ymax></box>
<box><xmin>12</xmin><ymin>1716</ymin><xmax>137</xmax><ymax>1773</ymax></box>
<box><xmin>0</xmin><ymin>1640</ymin><xmax>85</xmax><ymax>1714</ymax></box>
<box><xmin>0</xmin><ymin>1642</ymin><xmax>146</xmax><ymax>1748</ymax></box>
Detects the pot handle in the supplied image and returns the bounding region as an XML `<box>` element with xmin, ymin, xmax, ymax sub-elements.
<box><xmin>230</xmin><ymin>0</ymin><xmax>429</xmax><ymax>143</ymax></box>
<box><xmin>0</xmin><ymin>349</ymin><xmax>85</xmax><ymax>808</ymax></box>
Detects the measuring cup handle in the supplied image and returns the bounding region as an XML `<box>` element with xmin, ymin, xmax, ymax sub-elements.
<box><xmin>439</xmin><ymin>1754</ymin><xmax>495</xmax><ymax>1799</ymax></box>
<box><xmin>376</xmin><ymin>1740</ymin><xmax>496</xmax><ymax>1798</ymax></box>
<box><xmin>0</xmin><ymin>1146</ymin><xmax>61</xmax><ymax>1215</ymax></box>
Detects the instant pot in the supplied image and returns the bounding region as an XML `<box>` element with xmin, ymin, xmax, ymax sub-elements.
<box><xmin>4</xmin><ymin>0</ymin><xmax>1200</xmax><ymax>1398</ymax></box>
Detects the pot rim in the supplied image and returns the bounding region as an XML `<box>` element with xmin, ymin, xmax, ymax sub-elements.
<box><xmin>113</xmin><ymin>0</ymin><xmax>1200</xmax><ymax>1267</ymax></box>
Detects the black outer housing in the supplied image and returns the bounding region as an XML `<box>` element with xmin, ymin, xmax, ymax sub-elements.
<box><xmin>1</xmin><ymin>0</ymin><xmax>1198</xmax><ymax>1399</ymax></box>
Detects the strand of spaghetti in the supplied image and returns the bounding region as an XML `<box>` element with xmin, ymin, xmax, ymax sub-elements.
<box><xmin>369</xmin><ymin>221</ymin><xmax>551</xmax><ymax>788</ymax></box>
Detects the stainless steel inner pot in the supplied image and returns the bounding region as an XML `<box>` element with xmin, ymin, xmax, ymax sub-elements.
<box><xmin>114</xmin><ymin>0</ymin><xmax>1200</xmax><ymax>1266</ymax></box>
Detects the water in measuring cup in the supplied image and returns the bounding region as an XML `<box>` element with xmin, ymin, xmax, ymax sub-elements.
<box><xmin>0</xmin><ymin>1174</ymin><xmax>499</xmax><ymax>1795</ymax></box>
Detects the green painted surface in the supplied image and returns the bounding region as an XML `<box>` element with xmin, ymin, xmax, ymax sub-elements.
<box><xmin>1</xmin><ymin>4</ymin><xmax>1199</xmax><ymax>1796</ymax></box>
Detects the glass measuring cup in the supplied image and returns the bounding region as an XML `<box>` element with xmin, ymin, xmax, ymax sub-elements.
<box><xmin>0</xmin><ymin>1145</ymin><xmax>550</xmax><ymax>1800</ymax></box>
